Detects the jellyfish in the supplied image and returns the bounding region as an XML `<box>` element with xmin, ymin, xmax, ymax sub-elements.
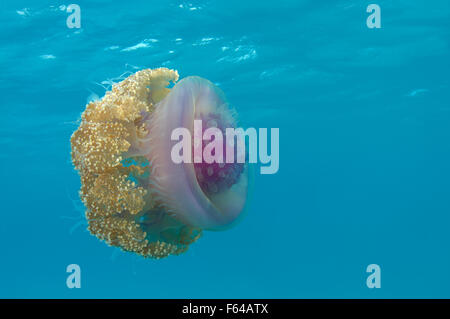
<box><xmin>70</xmin><ymin>68</ymin><xmax>249</xmax><ymax>258</ymax></box>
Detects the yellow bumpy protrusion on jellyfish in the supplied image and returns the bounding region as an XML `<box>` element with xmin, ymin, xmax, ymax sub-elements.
<box><xmin>70</xmin><ymin>68</ymin><xmax>249</xmax><ymax>258</ymax></box>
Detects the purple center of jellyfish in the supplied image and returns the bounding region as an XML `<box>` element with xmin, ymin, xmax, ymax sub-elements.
<box><xmin>193</xmin><ymin>113</ymin><xmax>244</xmax><ymax>196</ymax></box>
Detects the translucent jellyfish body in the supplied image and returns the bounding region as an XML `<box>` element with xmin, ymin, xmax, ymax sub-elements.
<box><xmin>70</xmin><ymin>68</ymin><xmax>248</xmax><ymax>258</ymax></box>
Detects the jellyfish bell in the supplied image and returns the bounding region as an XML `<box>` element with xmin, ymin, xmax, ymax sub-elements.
<box><xmin>143</xmin><ymin>76</ymin><xmax>248</xmax><ymax>231</ymax></box>
<box><xmin>70</xmin><ymin>68</ymin><xmax>250</xmax><ymax>258</ymax></box>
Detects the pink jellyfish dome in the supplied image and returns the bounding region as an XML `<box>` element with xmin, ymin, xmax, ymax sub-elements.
<box><xmin>145</xmin><ymin>76</ymin><xmax>249</xmax><ymax>230</ymax></box>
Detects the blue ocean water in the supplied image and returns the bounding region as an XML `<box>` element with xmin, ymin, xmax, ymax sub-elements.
<box><xmin>0</xmin><ymin>0</ymin><xmax>449</xmax><ymax>298</ymax></box>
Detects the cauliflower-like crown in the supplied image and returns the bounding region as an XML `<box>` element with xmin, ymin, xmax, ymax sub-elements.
<box><xmin>71</xmin><ymin>68</ymin><xmax>201</xmax><ymax>258</ymax></box>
